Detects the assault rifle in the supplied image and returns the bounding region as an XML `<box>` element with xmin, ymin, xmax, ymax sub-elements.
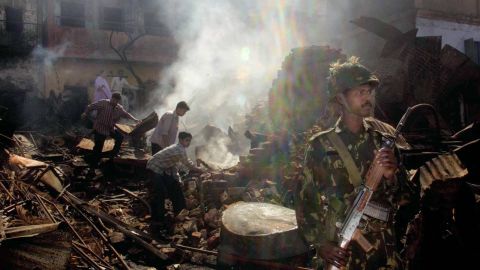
<box><xmin>327</xmin><ymin>107</ymin><xmax>414</xmax><ymax>270</ymax></box>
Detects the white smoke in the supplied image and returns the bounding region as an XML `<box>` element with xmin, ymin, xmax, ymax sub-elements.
<box><xmin>154</xmin><ymin>0</ymin><xmax>327</xmax><ymax>131</ymax></box>
<box><xmin>146</xmin><ymin>0</ymin><xmax>330</xmax><ymax>167</ymax></box>
<box><xmin>30</xmin><ymin>42</ymin><xmax>71</xmax><ymax>94</ymax></box>
<box><xmin>32</xmin><ymin>42</ymin><xmax>70</xmax><ymax>69</ymax></box>
<box><xmin>0</xmin><ymin>43</ymin><xmax>69</xmax><ymax>93</ymax></box>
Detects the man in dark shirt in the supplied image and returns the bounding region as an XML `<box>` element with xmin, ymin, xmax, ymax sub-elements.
<box><xmin>82</xmin><ymin>92</ymin><xmax>139</xmax><ymax>168</ymax></box>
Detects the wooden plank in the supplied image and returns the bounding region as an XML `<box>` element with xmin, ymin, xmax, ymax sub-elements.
<box><xmin>76</xmin><ymin>138</ymin><xmax>114</xmax><ymax>152</ymax></box>
<box><xmin>9</xmin><ymin>154</ymin><xmax>46</xmax><ymax>168</ymax></box>
<box><xmin>115</xmin><ymin>123</ymin><xmax>135</xmax><ymax>134</ymax></box>
<box><xmin>115</xmin><ymin>112</ymin><xmax>158</xmax><ymax>137</ymax></box>
<box><xmin>4</xmin><ymin>223</ymin><xmax>60</xmax><ymax>240</ymax></box>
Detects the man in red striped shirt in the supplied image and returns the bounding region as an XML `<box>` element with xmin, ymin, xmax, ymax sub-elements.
<box><xmin>82</xmin><ymin>93</ymin><xmax>139</xmax><ymax>168</ymax></box>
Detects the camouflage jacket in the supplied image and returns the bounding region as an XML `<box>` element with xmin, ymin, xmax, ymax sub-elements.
<box><xmin>295</xmin><ymin>117</ymin><xmax>415</xmax><ymax>270</ymax></box>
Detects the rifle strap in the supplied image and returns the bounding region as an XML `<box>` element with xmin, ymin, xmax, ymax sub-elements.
<box><xmin>326</xmin><ymin>132</ymin><xmax>362</xmax><ymax>187</ymax></box>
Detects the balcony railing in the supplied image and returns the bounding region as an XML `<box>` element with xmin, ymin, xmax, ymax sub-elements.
<box><xmin>0</xmin><ymin>20</ymin><xmax>41</xmax><ymax>55</ymax></box>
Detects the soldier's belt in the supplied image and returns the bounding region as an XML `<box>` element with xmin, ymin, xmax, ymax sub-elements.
<box><xmin>363</xmin><ymin>201</ymin><xmax>390</xmax><ymax>222</ymax></box>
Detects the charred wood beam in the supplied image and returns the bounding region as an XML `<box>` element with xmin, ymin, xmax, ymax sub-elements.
<box><xmin>4</xmin><ymin>222</ymin><xmax>60</xmax><ymax>239</ymax></box>
<box><xmin>64</xmin><ymin>192</ymin><xmax>169</xmax><ymax>261</ymax></box>
<box><xmin>3</xmin><ymin>200</ymin><xmax>26</xmax><ymax>213</ymax></box>
<box><xmin>67</xmin><ymin>202</ymin><xmax>131</xmax><ymax>270</ymax></box>
<box><xmin>0</xmin><ymin>181</ymin><xmax>15</xmax><ymax>200</ymax></box>
<box><xmin>73</xmin><ymin>241</ymin><xmax>114</xmax><ymax>270</ymax></box>
<box><xmin>34</xmin><ymin>194</ymin><xmax>56</xmax><ymax>223</ymax></box>
<box><xmin>39</xmin><ymin>196</ymin><xmax>112</xmax><ymax>268</ymax></box>
<box><xmin>9</xmin><ymin>157</ymin><xmax>167</xmax><ymax>264</ymax></box>
<box><xmin>120</xmin><ymin>187</ymin><xmax>151</xmax><ymax>216</ymax></box>
<box><xmin>72</xmin><ymin>242</ymin><xmax>107</xmax><ymax>270</ymax></box>
<box><xmin>40</xmin><ymin>196</ymin><xmax>88</xmax><ymax>247</ymax></box>
<box><xmin>65</xmin><ymin>191</ymin><xmax>154</xmax><ymax>240</ymax></box>
<box><xmin>172</xmin><ymin>243</ymin><xmax>218</xmax><ymax>256</ymax></box>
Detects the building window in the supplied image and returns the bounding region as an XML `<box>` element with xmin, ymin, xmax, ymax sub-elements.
<box><xmin>464</xmin><ymin>38</ymin><xmax>480</xmax><ymax>64</ymax></box>
<box><xmin>5</xmin><ymin>6</ymin><xmax>24</xmax><ymax>33</ymax></box>
<box><xmin>101</xmin><ymin>7</ymin><xmax>124</xmax><ymax>31</ymax></box>
<box><xmin>144</xmin><ymin>12</ymin><xmax>168</xmax><ymax>36</ymax></box>
<box><xmin>60</xmin><ymin>1</ymin><xmax>85</xmax><ymax>28</ymax></box>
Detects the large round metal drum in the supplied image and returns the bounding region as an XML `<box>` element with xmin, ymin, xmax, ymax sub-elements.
<box><xmin>217</xmin><ymin>202</ymin><xmax>308</xmax><ymax>262</ymax></box>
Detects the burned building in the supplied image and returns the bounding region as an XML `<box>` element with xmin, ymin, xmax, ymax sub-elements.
<box><xmin>42</xmin><ymin>0</ymin><xmax>177</xmax><ymax>100</ymax></box>
<box><xmin>415</xmin><ymin>0</ymin><xmax>480</xmax><ymax>129</ymax></box>
<box><xmin>1</xmin><ymin>0</ymin><xmax>177</xmax><ymax>131</ymax></box>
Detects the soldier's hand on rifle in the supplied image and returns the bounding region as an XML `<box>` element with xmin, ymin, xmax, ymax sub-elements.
<box><xmin>318</xmin><ymin>241</ymin><xmax>350</xmax><ymax>268</ymax></box>
<box><xmin>374</xmin><ymin>148</ymin><xmax>398</xmax><ymax>180</ymax></box>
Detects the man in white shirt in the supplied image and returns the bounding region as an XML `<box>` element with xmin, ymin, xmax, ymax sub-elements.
<box><xmin>111</xmin><ymin>69</ymin><xmax>136</xmax><ymax>92</ymax></box>
<box><xmin>94</xmin><ymin>70</ymin><xmax>112</xmax><ymax>102</ymax></box>
<box><xmin>111</xmin><ymin>69</ymin><xmax>136</xmax><ymax>111</ymax></box>
<box><xmin>150</xmin><ymin>101</ymin><xmax>190</xmax><ymax>154</ymax></box>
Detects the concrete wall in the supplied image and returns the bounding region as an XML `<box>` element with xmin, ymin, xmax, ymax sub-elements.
<box><xmin>0</xmin><ymin>0</ymin><xmax>39</xmax><ymax>23</ymax></box>
<box><xmin>415</xmin><ymin>0</ymin><xmax>480</xmax><ymax>53</ymax></box>
<box><xmin>415</xmin><ymin>0</ymin><xmax>480</xmax><ymax>18</ymax></box>
<box><xmin>45</xmin><ymin>0</ymin><xmax>177</xmax><ymax>63</ymax></box>
<box><xmin>38</xmin><ymin>0</ymin><xmax>177</xmax><ymax>97</ymax></box>
<box><xmin>0</xmin><ymin>0</ymin><xmax>42</xmax><ymax>93</ymax></box>
<box><xmin>416</xmin><ymin>17</ymin><xmax>480</xmax><ymax>53</ymax></box>
<box><xmin>323</xmin><ymin>0</ymin><xmax>416</xmax><ymax>67</ymax></box>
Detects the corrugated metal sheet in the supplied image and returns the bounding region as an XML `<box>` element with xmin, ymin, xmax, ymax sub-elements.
<box><xmin>419</xmin><ymin>153</ymin><xmax>468</xmax><ymax>192</ymax></box>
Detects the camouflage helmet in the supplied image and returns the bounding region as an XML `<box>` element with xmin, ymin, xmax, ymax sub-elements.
<box><xmin>326</xmin><ymin>56</ymin><xmax>379</xmax><ymax>99</ymax></box>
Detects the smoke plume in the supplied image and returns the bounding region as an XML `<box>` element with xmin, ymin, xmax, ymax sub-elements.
<box><xmin>154</xmin><ymin>0</ymin><xmax>326</xmax><ymax>131</ymax></box>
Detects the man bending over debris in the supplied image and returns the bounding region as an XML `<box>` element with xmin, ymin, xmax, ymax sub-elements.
<box><xmin>81</xmin><ymin>92</ymin><xmax>139</xmax><ymax>169</ymax></box>
<box><xmin>147</xmin><ymin>131</ymin><xmax>205</xmax><ymax>233</ymax></box>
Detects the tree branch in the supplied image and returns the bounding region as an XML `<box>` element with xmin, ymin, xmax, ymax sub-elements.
<box><xmin>109</xmin><ymin>31</ymin><xmax>126</xmax><ymax>62</ymax></box>
<box><xmin>109</xmin><ymin>30</ymin><xmax>145</xmax><ymax>88</ymax></box>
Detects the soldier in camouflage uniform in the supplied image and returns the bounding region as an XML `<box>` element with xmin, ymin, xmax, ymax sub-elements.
<box><xmin>295</xmin><ymin>57</ymin><xmax>415</xmax><ymax>269</ymax></box>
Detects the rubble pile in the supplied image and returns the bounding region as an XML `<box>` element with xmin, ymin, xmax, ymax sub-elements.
<box><xmin>0</xmin><ymin>127</ymin><xmax>307</xmax><ymax>270</ymax></box>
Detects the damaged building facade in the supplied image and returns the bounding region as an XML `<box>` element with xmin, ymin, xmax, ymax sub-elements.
<box><xmin>1</xmin><ymin>0</ymin><xmax>177</xmax><ymax>131</ymax></box>
<box><xmin>311</xmin><ymin>0</ymin><xmax>480</xmax><ymax>131</ymax></box>
<box><xmin>42</xmin><ymin>0</ymin><xmax>177</xmax><ymax>98</ymax></box>
<box><xmin>416</xmin><ymin>0</ymin><xmax>480</xmax><ymax>128</ymax></box>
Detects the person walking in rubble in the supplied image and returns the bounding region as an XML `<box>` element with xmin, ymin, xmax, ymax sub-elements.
<box><xmin>150</xmin><ymin>101</ymin><xmax>190</xmax><ymax>154</ymax></box>
<box><xmin>94</xmin><ymin>70</ymin><xmax>112</xmax><ymax>102</ymax></box>
<box><xmin>82</xmin><ymin>92</ymin><xmax>139</xmax><ymax>170</ymax></box>
<box><xmin>295</xmin><ymin>57</ymin><xmax>417</xmax><ymax>269</ymax></box>
<box><xmin>111</xmin><ymin>69</ymin><xmax>137</xmax><ymax>111</ymax></box>
<box><xmin>147</xmin><ymin>132</ymin><xmax>205</xmax><ymax>233</ymax></box>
